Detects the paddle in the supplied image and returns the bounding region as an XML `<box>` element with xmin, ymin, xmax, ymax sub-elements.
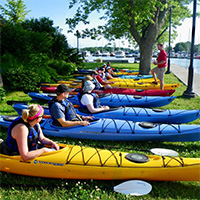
<box><xmin>7</xmin><ymin>100</ymin><xmax>80</xmax><ymax>108</ymax></box>
<box><xmin>114</xmin><ymin>180</ymin><xmax>152</xmax><ymax>196</ymax></box>
<box><xmin>150</xmin><ymin>148</ymin><xmax>179</xmax><ymax>156</ymax></box>
<box><xmin>7</xmin><ymin>100</ymin><xmax>28</xmax><ymax>105</ymax></box>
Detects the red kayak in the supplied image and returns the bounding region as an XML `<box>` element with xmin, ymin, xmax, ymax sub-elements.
<box><xmin>94</xmin><ymin>88</ymin><xmax>175</xmax><ymax>96</ymax></box>
<box><xmin>40</xmin><ymin>86</ymin><xmax>78</xmax><ymax>95</ymax></box>
<box><xmin>41</xmin><ymin>86</ymin><xmax>175</xmax><ymax>96</ymax></box>
<box><xmin>41</xmin><ymin>86</ymin><xmax>57</xmax><ymax>93</ymax></box>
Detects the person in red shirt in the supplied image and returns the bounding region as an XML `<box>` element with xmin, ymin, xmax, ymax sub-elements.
<box><xmin>96</xmin><ymin>68</ymin><xmax>115</xmax><ymax>86</ymax></box>
<box><xmin>151</xmin><ymin>43</ymin><xmax>167</xmax><ymax>90</ymax></box>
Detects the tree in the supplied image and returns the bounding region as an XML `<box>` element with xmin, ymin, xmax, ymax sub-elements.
<box><xmin>0</xmin><ymin>0</ymin><xmax>30</xmax><ymax>23</ymax></box>
<box><xmin>66</xmin><ymin>0</ymin><xmax>194</xmax><ymax>74</ymax></box>
<box><xmin>174</xmin><ymin>42</ymin><xmax>190</xmax><ymax>53</ymax></box>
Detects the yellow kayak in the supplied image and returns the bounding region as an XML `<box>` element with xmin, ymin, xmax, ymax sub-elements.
<box><xmin>109</xmin><ymin>78</ymin><xmax>157</xmax><ymax>83</ymax></box>
<box><xmin>109</xmin><ymin>82</ymin><xmax>181</xmax><ymax>90</ymax></box>
<box><xmin>0</xmin><ymin>144</ymin><xmax>199</xmax><ymax>181</ymax></box>
<box><xmin>57</xmin><ymin>80</ymin><xmax>82</xmax><ymax>84</ymax></box>
<box><xmin>41</xmin><ymin>82</ymin><xmax>81</xmax><ymax>88</ymax></box>
<box><xmin>114</xmin><ymin>71</ymin><xmax>139</xmax><ymax>75</ymax></box>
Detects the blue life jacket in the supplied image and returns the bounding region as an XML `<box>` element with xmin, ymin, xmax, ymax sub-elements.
<box><xmin>48</xmin><ymin>97</ymin><xmax>79</xmax><ymax>125</ymax></box>
<box><xmin>78</xmin><ymin>92</ymin><xmax>100</xmax><ymax>113</ymax></box>
<box><xmin>93</xmin><ymin>78</ymin><xmax>102</xmax><ymax>90</ymax></box>
<box><xmin>6</xmin><ymin>116</ymin><xmax>40</xmax><ymax>154</ymax></box>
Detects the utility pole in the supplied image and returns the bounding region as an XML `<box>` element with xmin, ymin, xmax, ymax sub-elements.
<box><xmin>76</xmin><ymin>30</ymin><xmax>80</xmax><ymax>53</ymax></box>
<box><xmin>166</xmin><ymin>7</ymin><xmax>172</xmax><ymax>74</ymax></box>
<box><xmin>183</xmin><ymin>0</ymin><xmax>197</xmax><ymax>98</ymax></box>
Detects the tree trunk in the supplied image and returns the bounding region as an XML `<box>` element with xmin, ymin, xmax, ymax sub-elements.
<box><xmin>0</xmin><ymin>74</ymin><xmax>3</xmax><ymax>87</ymax></box>
<box><xmin>139</xmin><ymin>42</ymin><xmax>154</xmax><ymax>75</ymax></box>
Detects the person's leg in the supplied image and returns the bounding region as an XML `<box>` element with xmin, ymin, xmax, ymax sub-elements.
<box><xmin>151</xmin><ymin>69</ymin><xmax>158</xmax><ymax>84</ymax></box>
<box><xmin>104</xmin><ymin>84</ymin><xmax>112</xmax><ymax>89</ymax></box>
<box><xmin>160</xmin><ymin>79</ymin><xmax>164</xmax><ymax>90</ymax></box>
<box><xmin>157</xmin><ymin>68</ymin><xmax>165</xmax><ymax>90</ymax></box>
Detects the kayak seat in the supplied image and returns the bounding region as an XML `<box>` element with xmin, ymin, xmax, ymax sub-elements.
<box><xmin>152</xmin><ymin>108</ymin><xmax>165</xmax><ymax>112</ymax></box>
<box><xmin>137</xmin><ymin>82</ymin><xmax>144</xmax><ymax>85</ymax></box>
<box><xmin>133</xmin><ymin>95</ymin><xmax>143</xmax><ymax>99</ymax></box>
<box><xmin>3</xmin><ymin>115</ymin><xmax>18</xmax><ymax>122</ymax></box>
<box><xmin>0</xmin><ymin>140</ymin><xmax>19</xmax><ymax>155</ymax></box>
<box><xmin>135</xmin><ymin>89</ymin><xmax>144</xmax><ymax>92</ymax></box>
<box><xmin>125</xmin><ymin>153</ymin><xmax>149</xmax><ymax>163</ymax></box>
<box><xmin>88</xmin><ymin>118</ymin><xmax>101</xmax><ymax>123</ymax></box>
<box><xmin>48</xmin><ymin>94</ymin><xmax>57</xmax><ymax>97</ymax></box>
<box><xmin>139</xmin><ymin>122</ymin><xmax>156</xmax><ymax>128</ymax></box>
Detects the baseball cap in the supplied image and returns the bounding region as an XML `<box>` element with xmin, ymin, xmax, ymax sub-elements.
<box><xmin>83</xmin><ymin>80</ymin><xmax>95</xmax><ymax>92</ymax></box>
<box><xmin>106</xmin><ymin>66</ymin><xmax>112</xmax><ymax>70</ymax></box>
<box><xmin>56</xmin><ymin>84</ymin><xmax>72</xmax><ymax>93</ymax></box>
<box><xmin>97</xmin><ymin>67</ymin><xmax>104</xmax><ymax>71</ymax></box>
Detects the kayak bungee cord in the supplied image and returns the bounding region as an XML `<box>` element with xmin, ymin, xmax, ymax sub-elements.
<box><xmin>64</xmin><ymin>145</ymin><xmax>187</xmax><ymax>168</ymax></box>
<box><xmin>161</xmin><ymin>156</ymin><xmax>185</xmax><ymax>167</ymax></box>
<box><xmin>100</xmin><ymin>119</ymin><xmax>185</xmax><ymax>134</ymax></box>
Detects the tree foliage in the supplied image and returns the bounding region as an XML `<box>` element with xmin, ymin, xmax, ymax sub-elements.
<box><xmin>0</xmin><ymin>0</ymin><xmax>30</xmax><ymax>23</ymax></box>
<box><xmin>66</xmin><ymin>0</ymin><xmax>196</xmax><ymax>74</ymax></box>
<box><xmin>0</xmin><ymin>0</ymin><xmax>82</xmax><ymax>92</ymax></box>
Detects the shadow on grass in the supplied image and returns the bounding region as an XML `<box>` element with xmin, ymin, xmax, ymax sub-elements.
<box><xmin>1</xmin><ymin>172</ymin><xmax>199</xmax><ymax>199</ymax></box>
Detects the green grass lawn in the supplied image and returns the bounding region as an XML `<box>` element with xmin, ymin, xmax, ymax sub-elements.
<box><xmin>0</xmin><ymin>63</ymin><xmax>200</xmax><ymax>200</ymax></box>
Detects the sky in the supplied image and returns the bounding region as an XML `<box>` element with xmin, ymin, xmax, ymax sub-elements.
<box><xmin>1</xmin><ymin>0</ymin><xmax>200</xmax><ymax>49</ymax></box>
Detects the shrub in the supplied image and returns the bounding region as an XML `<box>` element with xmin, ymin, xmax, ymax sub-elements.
<box><xmin>3</xmin><ymin>67</ymin><xmax>39</xmax><ymax>92</ymax></box>
<box><xmin>0</xmin><ymin>52</ymin><xmax>23</xmax><ymax>74</ymax></box>
<box><xmin>0</xmin><ymin>87</ymin><xmax>6</xmax><ymax>102</ymax></box>
<box><xmin>96</xmin><ymin>58</ymin><xmax>102</xmax><ymax>63</ymax></box>
<box><xmin>48</xmin><ymin>60</ymin><xmax>76</xmax><ymax>76</ymax></box>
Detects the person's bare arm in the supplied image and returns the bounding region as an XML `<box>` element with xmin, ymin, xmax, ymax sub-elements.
<box><xmin>86</xmin><ymin>104</ymin><xmax>110</xmax><ymax>113</ymax></box>
<box><xmin>38</xmin><ymin>125</ymin><xmax>59</xmax><ymax>150</ymax></box>
<box><xmin>12</xmin><ymin>124</ymin><xmax>55</xmax><ymax>161</ymax></box>
<box><xmin>57</xmin><ymin>118</ymin><xmax>90</xmax><ymax>127</ymax></box>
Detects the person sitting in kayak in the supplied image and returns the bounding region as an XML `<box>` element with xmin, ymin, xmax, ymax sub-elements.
<box><xmin>6</xmin><ymin>104</ymin><xmax>59</xmax><ymax>161</ymax></box>
<box><xmin>96</xmin><ymin>67</ymin><xmax>106</xmax><ymax>80</ymax></box>
<box><xmin>106</xmin><ymin>62</ymin><xmax>116</xmax><ymax>74</ymax></box>
<box><xmin>95</xmin><ymin>68</ymin><xmax>115</xmax><ymax>87</ymax></box>
<box><xmin>105</xmin><ymin>66</ymin><xmax>115</xmax><ymax>80</ymax></box>
<box><xmin>89</xmin><ymin>71</ymin><xmax>114</xmax><ymax>91</ymax></box>
<box><xmin>48</xmin><ymin>84</ymin><xmax>93</xmax><ymax>127</ymax></box>
<box><xmin>78</xmin><ymin>80</ymin><xmax>110</xmax><ymax>113</ymax></box>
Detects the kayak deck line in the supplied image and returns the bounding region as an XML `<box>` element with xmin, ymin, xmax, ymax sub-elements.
<box><xmin>82</xmin><ymin>119</ymin><xmax>195</xmax><ymax>134</ymax></box>
<box><xmin>55</xmin><ymin>145</ymin><xmax>192</xmax><ymax>168</ymax></box>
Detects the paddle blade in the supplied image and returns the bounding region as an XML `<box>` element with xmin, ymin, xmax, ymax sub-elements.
<box><xmin>150</xmin><ymin>148</ymin><xmax>179</xmax><ymax>157</ymax></box>
<box><xmin>114</xmin><ymin>180</ymin><xmax>152</xmax><ymax>196</ymax></box>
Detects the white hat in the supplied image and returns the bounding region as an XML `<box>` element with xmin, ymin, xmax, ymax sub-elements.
<box><xmin>83</xmin><ymin>80</ymin><xmax>95</xmax><ymax>92</ymax></box>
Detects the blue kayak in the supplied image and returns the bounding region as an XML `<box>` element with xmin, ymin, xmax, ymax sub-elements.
<box><xmin>0</xmin><ymin>115</ymin><xmax>199</xmax><ymax>142</ymax></box>
<box><xmin>13</xmin><ymin>103</ymin><xmax>200</xmax><ymax>124</ymax></box>
<box><xmin>119</xmin><ymin>74</ymin><xmax>154</xmax><ymax>79</ymax></box>
<box><xmin>29</xmin><ymin>92</ymin><xmax>176</xmax><ymax>108</ymax></box>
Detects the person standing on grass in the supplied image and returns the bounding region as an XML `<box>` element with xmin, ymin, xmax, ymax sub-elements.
<box><xmin>151</xmin><ymin>43</ymin><xmax>167</xmax><ymax>90</ymax></box>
